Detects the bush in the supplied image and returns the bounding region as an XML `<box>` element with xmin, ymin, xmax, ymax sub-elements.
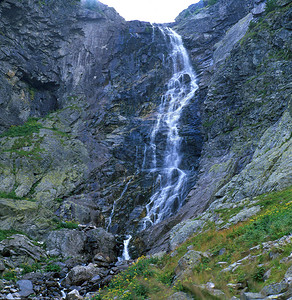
<box><xmin>55</xmin><ymin>221</ymin><xmax>79</xmax><ymax>230</ymax></box>
<box><xmin>45</xmin><ymin>263</ymin><xmax>61</xmax><ymax>272</ymax></box>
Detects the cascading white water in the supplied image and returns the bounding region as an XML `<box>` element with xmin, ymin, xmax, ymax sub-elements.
<box><xmin>141</xmin><ymin>27</ymin><xmax>198</xmax><ymax>230</ymax></box>
<box><xmin>118</xmin><ymin>235</ymin><xmax>132</xmax><ymax>261</ymax></box>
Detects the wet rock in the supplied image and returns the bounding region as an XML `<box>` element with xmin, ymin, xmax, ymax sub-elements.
<box><xmin>16</xmin><ymin>280</ymin><xmax>34</xmax><ymax>297</ymax></box>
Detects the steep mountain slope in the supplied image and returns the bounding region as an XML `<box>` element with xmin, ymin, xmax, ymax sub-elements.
<box><xmin>140</xmin><ymin>0</ymin><xmax>291</xmax><ymax>255</ymax></box>
<box><xmin>0</xmin><ymin>0</ymin><xmax>291</xmax><ymax>298</ymax></box>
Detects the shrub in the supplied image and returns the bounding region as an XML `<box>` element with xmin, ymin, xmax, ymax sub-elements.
<box><xmin>45</xmin><ymin>263</ymin><xmax>61</xmax><ymax>272</ymax></box>
<box><xmin>20</xmin><ymin>263</ymin><xmax>41</xmax><ymax>275</ymax></box>
<box><xmin>55</xmin><ymin>221</ymin><xmax>79</xmax><ymax>230</ymax></box>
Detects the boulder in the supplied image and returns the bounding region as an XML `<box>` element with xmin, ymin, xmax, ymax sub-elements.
<box><xmin>240</xmin><ymin>292</ymin><xmax>265</xmax><ymax>300</ymax></box>
<box><xmin>229</xmin><ymin>206</ymin><xmax>261</xmax><ymax>224</ymax></box>
<box><xmin>65</xmin><ymin>264</ymin><xmax>102</xmax><ymax>286</ymax></box>
<box><xmin>167</xmin><ymin>292</ymin><xmax>193</xmax><ymax>299</ymax></box>
<box><xmin>284</xmin><ymin>265</ymin><xmax>292</xmax><ymax>284</ymax></box>
<box><xmin>45</xmin><ymin>229</ymin><xmax>86</xmax><ymax>258</ymax></box>
<box><xmin>66</xmin><ymin>289</ymin><xmax>84</xmax><ymax>300</ymax></box>
<box><xmin>261</xmin><ymin>282</ymin><xmax>288</xmax><ymax>296</ymax></box>
<box><xmin>84</xmin><ymin>228</ymin><xmax>117</xmax><ymax>262</ymax></box>
<box><xmin>0</xmin><ymin>234</ymin><xmax>46</xmax><ymax>266</ymax></box>
<box><xmin>175</xmin><ymin>250</ymin><xmax>203</xmax><ymax>277</ymax></box>
<box><xmin>16</xmin><ymin>280</ymin><xmax>34</xmax><ymax>297</ymax></box>
<box><xmin>169</xmin><ymin>220</ymin><xmax>205</xmax><ymax>251</ymax></box>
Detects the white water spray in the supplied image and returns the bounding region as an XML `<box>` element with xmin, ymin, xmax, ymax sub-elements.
<box><xmin>141</xmin><ymin>27</ymin><xmax>198</xmax><ymax>230</ymax></box>
<box><xmin>118</xmin><ymin>235</ymin><xmax>132</xmax><ymax>261</ymax></box>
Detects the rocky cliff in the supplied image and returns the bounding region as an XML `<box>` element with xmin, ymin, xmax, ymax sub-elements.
<box><xmin>0</xmin><ymin>0</ymin><xmax>291</xmax><ymax>298</ymax></box>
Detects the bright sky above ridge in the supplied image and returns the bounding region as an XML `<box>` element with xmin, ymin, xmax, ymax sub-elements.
<box><xmin>100</xmin><ymin>0</ymin><xmax>200</xmax><ymax>23</ymax></box>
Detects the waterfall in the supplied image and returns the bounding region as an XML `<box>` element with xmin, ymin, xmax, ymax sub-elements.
<box><xmin>118</xmin><ymin>235</ymin><xmax>132</xmax><ymax>261</ymax></box>
<box><xmin>141</xmin><ymin>27</ymin><xmax>198</xmax><ymax>230</ymax></box>
<box><xmin>107</xmin><ymin>179</ymin><xmax>132</xmax><ymax>231</ymax></box>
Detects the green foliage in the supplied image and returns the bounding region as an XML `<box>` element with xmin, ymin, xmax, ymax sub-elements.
<box><xmin>0</xmin><ymin>118</ymin><xmax>42</xmax><ymax>138</ymax></box>
<box><xmin>0</xmin><ymin>190</ymin><xmax>36</xmax><ymax>202</ymax></box>
<box><xmin>3</xmin><ymin>270</ymin><xmax>17</xmax><ymax>281</ymax></box>
<box><xmin>132</xmin><ymin>283</ymin><xmax>149</xmax><ymax>298</ymax></box>
<box><xmin>55</xmin><ymin>198</ymin><xmax>64</xmax><ymax>204</ymax></box>
<box><xmin>0</xmin><ymin>229</ymin><xmax>21</xmax><ymax>241</ymax></box>
<box><xmin>28</xmin><ymin>87</ymin><xmax>36</xmax><ymax>100</ymax></box>
<box><xmin>20</xmin><ymin>262</ymin><xmax>41</xmax><ymax>275</ymax></box>
<box><xmin>157</xmin><ymin>270</ymin><xmax>175</xmax><ymax>286</ymax></box>
<box><xmin>55</xmin><ymin>220</ymin><xmax>79</xmax><ymax>230</ymax></box>
<box><xmin>252</xmin><ymin>266</ymin><xmax>266</xmax><ymax>282</ymax></box>
<box><xmin>95</xmin><ymin>187</ymin><xmax>292</xmax><ymax>299</ymax></box>
<box><xmin>233</xmin><ymin>199</ymin><xmax>292</xmax><ymax>247</ymax></box>
<box><xmin>265</xmin><ymin>0</ymin><xmax>278</xmax><ymax>13</ymax></box>
<box><xmin>44</xmin><ymin>263</ymin><xmax>61</xmax><ymax>272</ymax></box>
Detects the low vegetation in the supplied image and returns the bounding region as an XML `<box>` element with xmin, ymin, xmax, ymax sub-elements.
<box><xmin>0</xmin><ymin>118</ymin><xmax>43</xmax><ymax>138</ymax></box>
<box><xmin>93</xmin><ymin>186</ymin><xmax>292</xmax><ymax>299</ymax></box>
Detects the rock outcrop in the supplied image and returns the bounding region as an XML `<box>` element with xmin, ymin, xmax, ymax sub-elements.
<box><xmin>0</xmin><ymin>0</ymin><xmax>291</xmax><ymax>276</ymax></box>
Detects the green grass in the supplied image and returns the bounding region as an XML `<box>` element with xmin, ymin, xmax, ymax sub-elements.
<box><xmin>0</xmin><ymin>229</ymin><xmax>21</xmax><ymax>241</ymax></box>
<box><xmin>0</xmin><ymin>190</ymin><xmax>36</xmax><ymax>202</ymax></box>
<box><xmin>93</xmin><ymin>186</ymin><xmax>292</xmax><ymax>299</ymax></box>
<box><xmin>0</xmin><ymin>118</ymin><xmax>43</xmax><ymax>138</ymax></box>
<box><xmin>55</xmin><ymin>220</ymin><xmax>79</xmax><ymax>230</ymax></box>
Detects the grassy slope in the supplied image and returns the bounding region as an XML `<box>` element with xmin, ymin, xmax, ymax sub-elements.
<box><xmin>93</xmin><ymin>186</ymin><xmax>292</xmax><ymax>299</ymax></box>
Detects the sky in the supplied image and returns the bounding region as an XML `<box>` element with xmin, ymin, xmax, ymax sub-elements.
<box><xmin>99</xmin><ymin>0</ymin><xmax>200</xmax><ymax>23</ymax></box>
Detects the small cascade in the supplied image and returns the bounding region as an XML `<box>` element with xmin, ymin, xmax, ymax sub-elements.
<box><xmin>107</xmin><ymin>179</ymin><xmax>132</xmax><ymax>231</ymax></box>
<box><xmin>141</xmin><ymin>27</ymin><xmax>198</xmax><ymax>230</ymax></box>
<box><xmin>118</xmin><ymin>235</ymin><xmax>132</xmax><ymax>261</ymax></box>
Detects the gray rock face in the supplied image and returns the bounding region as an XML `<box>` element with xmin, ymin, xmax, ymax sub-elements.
<box><xmin>66</xmin><ymin>289</ymin><xmax>84</xmax><ymax>300</ymax></box>
<box><xmin>213</xmin><ymin>13</ymin><xmax>254</xmax><ymax>65</ymax></box>
<box><xmin>169</xmin><ymin>219</ymin><xmax>204</xmax><ymax>250</ymax></box>
<box><xmin>0</xmin><ymin>234</ymin><xmax>46</xmax><ymax>265</ymax></box>
<box><xmin>140</xmin><ymin>0</ymin><xmax>291</xmax><ymax>256</ymax></box>
<box><xmin>65</xmin><ymin>264</ymin><xmax>101</xmax><ymax>286</ymax></box>
<box><xmin>175</xmin><ymin>250</ymin><xmax>205</xmax><ymax>278</ymax></box>
<box><xmin>240</xmin><ymin>292</ymin><xmax>265</xmax><ymax>300</ymax></box>
<box><xmin>167</xmin><ymin>292</ymin><xmax>193</xmax><ymax>300</ymax></box>
<box><xmin>16</xmin><ymin>280</ymin><xmax>34</xmax><ymax>297</ymax></box>
<box><xmin>45</xmin><ymin>227</ymin><xmax>117</xmax><ymax>262</ymax></box>
<box><xmin>0</xmin><ymin>0</ymin><xmax>202</xmax><ymax>239</ymax></box>
<box><xmin>229</xmin><ymin>206</ymin><xmax>261</xmax><ymax>224</ymax></box>
<box><xmin>0</xmin><ymin>0</ymin><xmax>291</xmax><ymax>265</ymax></box>
<box><xmin>46</xmin><ymin>229</ymin><xmax>86</xmax><ymax>258</ymax></box>
<box><xmin>261</xmin><ymin>282</ymin><xmax>288</xmax><ymax>296</ymax></box>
